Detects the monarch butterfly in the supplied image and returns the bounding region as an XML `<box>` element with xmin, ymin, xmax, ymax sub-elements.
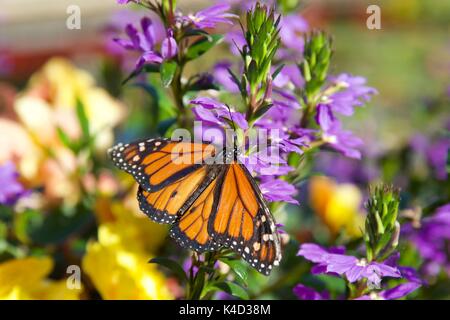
<box><xmin>108</xmin><ymin>137</ymin><xmax>282</xmax><ymax>275</ymax></box>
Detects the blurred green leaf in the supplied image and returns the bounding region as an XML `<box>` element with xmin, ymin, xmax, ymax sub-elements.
<box><xmin>14</xmin><ymin>209</ymin><xmax>43</xmax><ymax>244</ymax></box>
<box><xmin>207</xmin><ymin>281</ymin><xmax>249</xmax><ymax>300</ymax></box>
<box><xmin>185</xmin><ymin>34</ymin><xmax>223</xmax><ymax>61</ymax></box>
<box><xmin>183</xmin><ymin>29</ymin><xmax>212</xmax><ymax>40</ymax></box>
<box><xmin>149</xmin><ymin>257</ymin><xmax>188</xmax><ymax>283</ymax></box>
<box><xmin>191</xmin><ymin>267</ymin><xmax>206</xmax><ymax>299</ymax></box>
<box><xmin>132</xmin><ymin>82</ymin><xmax>161</xmax><ymax>129</ymax></box>
<box><xmin>272</xmin><ymin>64</ymin><xmax>285</xmax><ymax>80</ymax></box>
<box><xmin>160</xmin><ymin>60</ymin><xmax>177</xmax><ymax>87</ymax></box>
<box><xmin>122</xmin><ymin>64</ymin><xmax>160</xmax><ymax>85</ymax></box>
<box><xmin>250</xmin><ymin>102</ymin><xmax>273</xmax><ymax>124</ymax></box>
<box><xmin>16</xmin><ymin>208</ymin><xmax>93</xmax><ymax>245</ymax></box>
<box><xmin>76</xmin><ymin>98</ymin><xmax>90</xmax><ymax>141</ymax></box>
<box><xmin>157</xmin><ymin>117</ymin><xmax>177</xmax><ymax>136</ymax></box>
<box><xmin>56</xmin><ymin>127</ymin><xmax>75</xmax><ymax>151</ymax></box>
<box><xmin>0</xmin><ymin>221</ymin><xmax>7</xmax><ymax>239</ymax></box>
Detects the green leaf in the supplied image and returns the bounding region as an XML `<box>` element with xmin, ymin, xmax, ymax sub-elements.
<box><xmin>209</xmin><ymin>281</ymin><xmax>249</xmax><ymax>300</ymax></box>
<box><xmin>76</xmin><ymin>98</ymin><xmax>90</xmax><ymax>141</ymax></box>
<box><xmin>160</xmin><ymin>60</ymin><xmax>178</xmax><ymax>87</ymax></box>
<box><xmin>271</xmin><ymin>64</ymin><xmax>285</xmax><ymax>80</ymax></box>
<box><xmin>14</xmin><ymin>209</ymin><xmax>43</xmax><ymax>244</ymax></box>
<box><xmin>131</xmin><ymin>82</ymin><xmax>161</xmax><ymax>128</ymax></box>
<box><xmin>190</xmin><ymin>267</ymin><xmax>206</xmax><ymax>299</ymax></box>
<box><xmin>56</xmin><ymin>127</ymin><xmax>74</xmax><ymax>150</ymax></box>
<box><xmin>122</xmin><ymin>64</ymin><xmax>160</xmax><ymax>85</ymax></box>
<box><xmin>157</xmin><ymin>117</ymin><xmax>177</xmax><ymax>136</ymax></box>
<box><xmin>185</xmin><ymin>34</ymin><xmax>223</xmax><ymax>61</ymax></box>
<box><xmin>220</xmin><ymin>259</ymin><xmax>249</xmax><ymax>285</ymax></box>
<box><xmin>250</xmin><ymin>102</ymin><xmax>273</xmax><ymax>123</ymax></box>
<box><xmin>0</xmin><ymin>221</ymin><xmax>7</xmax><ymax>239</ymax></box>
<box><xmin>183</xmin><ymin>29</ymin><xmax>212</xmax><ymax>40</ymax></box>
<box><xmin>149</xmin><ymin>257</ymin><xmax>188</xmax><ymax>283</ymax></box>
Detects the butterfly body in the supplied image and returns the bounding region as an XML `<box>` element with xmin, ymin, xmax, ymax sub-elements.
<box><xmin>109</xmin><ymin>138</ymin><xmax>282</xmax><ymax>275</ymax></box>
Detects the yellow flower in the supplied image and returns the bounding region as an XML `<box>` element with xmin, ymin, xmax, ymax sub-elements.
<box><xmin>0</xmin><ymin>257</ymin><xmax>82</xmax><ymax>300</ymax></box>
<box><xmin>82</xmin><ymin>224</ymin><xmax>173</xmax><ymax>300</ymax></box>
<box><xmin>19</xmin><ymin>57</ymin><xmax>125</xmax><ymax>152</ymax></box>
<box><xmin>95</xmin><ymin>183</ymin><xmax>169</xmax><ymax>253</ymax></box>
<box><xmin>309</xmin><ymin>176</ymin><xmax>364</xmax><ymax>238</ymax></box>
<box><xmin>0</xmin><ymin>58</ymin><xmax>125</xmax><ymax>204</ymax></box>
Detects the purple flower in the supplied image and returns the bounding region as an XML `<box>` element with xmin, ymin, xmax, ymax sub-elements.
<box><xmin>293</xmin><ymin>284</ymin><xmax>329</xmax><ymax>300</ymax></box>
<box><xmin>0</xmin><ymin>161</ymin><xmax>27</xmax><ymax>205</ymax></box>
<box><xmin>426</xmin><ymin>139</ymin><xmax>450</xmax><ymax>180</ymax></box>
<box><xmin>314</xmin><ymin>152</ymin><xmax>379</xmax><ymax>184</ymax></box>
<box><xmin>273</xmin><ymin>64</ymin><xmax>304</xmax><ymax>89</ymax></box>
<box><xmin>184</xmin><ymin>4</ymin><xmax>238</xmax><ymax>29</ymax></box>
<box><xmin>190</xmin><ymin>97</ymin><xmax>300</xmax><ymax>193</ymax></box>
<box><xmin>160</xmin><ymin>30</ymin><xmax>178</xmax><ymax>59</ymax></box>
<box><xmin>315</xmin><ymin>104</ymin><xmax>364</xmax><ymax>159</ymax></box>
<box><xmin>411</xmin><ymin>132</ymin><xmax>450</xmax><ymax>181</ymax></box>
<box><xmin>114</xmin><ymin>17</ymin><xmax>177</xmax><ymax>69</ymax></box>
<box><xmin>323</xmin><ymin>74</ymin><xmax>377</xmax><ymax>116</ymax></box>
<box><xmin>403</xmin><ymin>204</ymin><xmax>450</xmax><ymax>277</ymax></box>
<box><xmin>183</xmin><ymin>256</ymin><xmax>219</xmax><ymax>278</ymax></box>
<box><xmin>224</xmin><ymin>30</ymin><xmax>247</xmax><ymax>56</ymax></box>
<box><xmin>384</xmin><ymin>253</ymin><xmax>423</xmax><ymax>286</ymax></box>
<box><xmin>213</xmin><ymin>61</ymin><xmax>240</xmax><ymax>93</ymax></box>
<box><xmin>355</xmin><ymin>282</ymin><xmax>421</xmax><ymax>300</ymax></box>
<box><xmin>259</xmin><ymin>177</ymin><xmax>298</xmax><ymax>204</ymax></box>
<box><xmin>242</xmin><ymin>146</ymin><xmax>293</xmax><ymax>177</ymax></box>
<box><xmin>277</xmin><ymin>14</ymin><xmax>309</xmax><ymax>60</ymax></box>
<box><xmin>298</xmin><ymin>243</ymin><xmax>401</xmax><ymax>286</ymax></box>
<box><xmin>117</xmin><ymin>0</ymin><xmax>135</xmax><ymax>4</ymax></box>
<box><xmin>190</xmin><ymin>97</ymin><xmax>248</xmax><ymax>130</ymax></box>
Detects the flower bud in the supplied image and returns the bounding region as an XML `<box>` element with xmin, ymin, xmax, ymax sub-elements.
<box><xmin>364</xmin><ymin>184</ymin><xmax>401</xmax><ymax>261</ymax></box>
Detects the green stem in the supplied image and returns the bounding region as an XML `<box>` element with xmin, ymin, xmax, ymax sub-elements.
<box><xmin>187</xmin><ymin>251</ymin><xmax>219</xmax><ymax>300</ymax></box>
<box><xmin>299</xmin><ymin>99</ymin><xmax>316</xmax><ymax>128</ymax></box>
<box><xmin>170</xmin><ymin>64</ymin><xmax>188</xmax><ymax>128</ymax></box>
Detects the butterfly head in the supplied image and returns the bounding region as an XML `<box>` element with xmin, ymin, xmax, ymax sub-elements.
<box><xmin>223</xmin><ymin>143</ymin><xmax>241</xmax><ymax>164</ymax></box>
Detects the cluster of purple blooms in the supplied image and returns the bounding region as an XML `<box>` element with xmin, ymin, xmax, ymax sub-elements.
<box><xmin>188</xmin><ymin>7</ymin><xmax>376</xmax><ymax>203</ymax></box>
<box><xmin>113</xmin><ymin>1</ymin><xmax>378</xmax><ymax>203</ymax></box>
<box><xmin>403</xmin><ymin>204</ymin><xmax>450</xmax><ymax>278</ymax></box>
<box><xmin>114</xmin><ymin>2</ymin><xmax>238</xmax><ymax>69</ymax></box>
<box><xmin>295</xmin><ymin>243</ymin><xmax>422</xmax><ymax>300</ymax></box>
<box><xmin>410</xmin><ymin>120</ymin><xmax>450</xmax><ymax>181</ymax></box>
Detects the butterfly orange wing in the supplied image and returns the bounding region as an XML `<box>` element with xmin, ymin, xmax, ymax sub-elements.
<box><xmin>110</xmin><ymin>138</ymin><xmax>216</xmax><ymax>224</ymax></box>
<box><xmin>109</xmin><ymin>138</ymin><xmax>216</xmax><ymax>192</ymax></box>
<box><xmin>208</xmin><ymin>163</ymin><xmax>282</xmax><ymax>275</ymax></box>
<box><xmin>169</xmin><ymin>169</ymin><xmax>223</xmax><ymax>252</ymax></box>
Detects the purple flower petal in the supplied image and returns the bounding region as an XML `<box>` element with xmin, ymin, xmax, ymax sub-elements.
<box><xmin>161</xmin><ymin>30</ymin><xmax>178</xmax><ymax>59</ymax></box>
<box><xmin>259</xmin><ymin>178</ymin><xmax>298</xmax><ymax>204</ymax></box>
<box><xmin>381</xmin><ymin>282</ymin><xmax>421</xmax><ymax>300</ymax></box>
<box><xmin>315</xmin><ymin>104</ymin><xmax>336</xmax><ymax>132</ymax></box>
<box><xmin>297</xmin><ymin>243</ymin><xmax>329</xmax><ymax>263</ymax></box>
<box><xmin>0</xmin><ymin>161</ymin><xmax>27</xmax><ymax>205</ymax></box>
<box><xmin>324</xmin><ymin>73</ymin><xmax>377</xmax><ymax>116</ymax></box>
<box><xmin>293</xmin><ymin>284</ymin><xmax>328</xmax><ymax>300</ymax></box>
<box><xmin>187</xmin><ymin>4</ymin><xmax>238</xmax><ymax>29</ymax></box>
